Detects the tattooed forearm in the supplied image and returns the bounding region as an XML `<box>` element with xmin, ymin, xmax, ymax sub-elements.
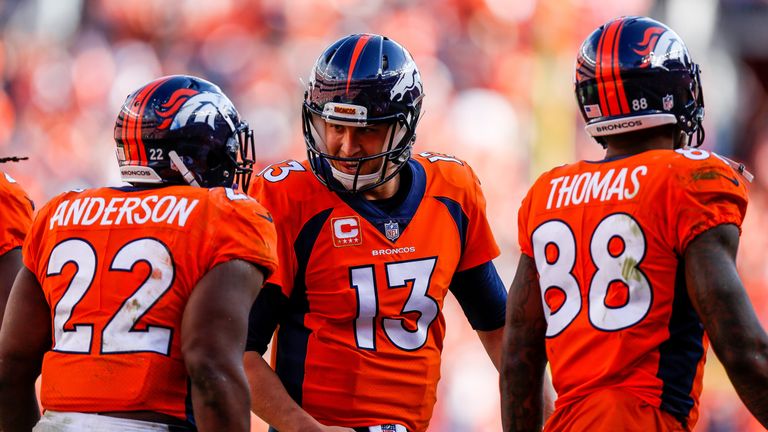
<box><xmin>501</xmin><ymin>254</ymin><xmax>548</xmax><ymax>432</ymax></box>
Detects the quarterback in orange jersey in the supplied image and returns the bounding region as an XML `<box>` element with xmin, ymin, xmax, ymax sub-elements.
<box><xmin>244</xmin><ymin>34</ymin><xmax>512</xmax><ymax>432</ymax></box>
<box><xmin>0</xmin><ymin>75</ymin><xmax>278</xmax><ymax>432</ymax></box>
<box><xmin>501</xmin><ymin>16</ymin><xmax>768</xmax><ymax>432</ymax></box>
<box><xmin>0</xmin><ymin>166</ymin><xmax>33</xmax><ymax>326</ymax></box>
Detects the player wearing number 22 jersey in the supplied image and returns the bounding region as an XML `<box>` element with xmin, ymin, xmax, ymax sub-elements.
<box><xmin>22</xmin><ymin>185</ymin><xmax>277</xmax><ymax>420</ymax></box>
<box><xmin>0</xmin><ymin>75</ymin><xmax>277</xmax><ymax>432</ymax></box>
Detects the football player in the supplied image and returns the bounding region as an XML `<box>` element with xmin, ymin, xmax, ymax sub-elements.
<box><xmin>0</xmin><ymin>75</ymin><xmax>278</xmax><ymax>432</ymax></box>
<box><xmin>244</xmin><ymin>34</ymin><xmax>513</xmax><ymax>432</ymax></box>
<box><xmin>0</xmin><ymin>164</ymin><xmax>33</xmax><ymax>327</ymax></box>
<box><xmin>501</xmin><ymin>16</ymin><xmax>768</xmax><ymax>431</ymax></box>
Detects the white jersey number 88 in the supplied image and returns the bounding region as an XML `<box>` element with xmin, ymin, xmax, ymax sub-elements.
<box><xmin>531</xmin><ymin>213</ymin><xmax>652</xmax><ymax>337</ymax></box>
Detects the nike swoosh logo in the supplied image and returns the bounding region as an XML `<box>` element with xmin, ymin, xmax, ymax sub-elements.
<box><xmin>693</xmin><ymin>170</ymin><xmax>739</xmax><ymax>187</ymax></box>
<box><xmin>719</xmin><ymin>173</ymin><xmax>739</xmax><ymax>187</ymax></box>
<box><xmin>256</xmin><ymin>212</ymin><xmax>273</xmax><ymax>223</ymax></box>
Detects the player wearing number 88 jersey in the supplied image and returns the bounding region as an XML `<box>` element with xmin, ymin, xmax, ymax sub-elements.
<box><xmin>0</xmin><ymin>75</ymin><xmax>278</xmax><ymax>432</ymax></box>
<box><xmin>502</xmin><ymin>16</ymin><xmax>768</xmax><ymax>432</ymax></box>
<box><xmin>514</xmin><ymin>148</ymin><xmax>748</xmax><ymax>431</ymax></box>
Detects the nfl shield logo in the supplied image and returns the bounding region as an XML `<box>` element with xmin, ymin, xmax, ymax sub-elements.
<box><xmin>663</xmin><ymin>94</ymin><xmax>674</xmax><ymax>111</ymax></box>
<box><xmin>384</xmin><ymin>221</ymin><xmax>400</xmax><ymax>241</ymax></box>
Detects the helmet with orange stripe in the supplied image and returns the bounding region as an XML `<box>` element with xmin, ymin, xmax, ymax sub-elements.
<box><xmin>574</xmin><ymin>16</ymin><xmax>704</xmax><ymax>148</ymax></box>
<box><xmin>302</xmin><ymin>33</ymin><xmax>424</xmax><ymax>193</ymax></box>
<box><xmin>114</xmin><ymin>75</ymin><xmax>255</xmax><ymax>192</ymax></box>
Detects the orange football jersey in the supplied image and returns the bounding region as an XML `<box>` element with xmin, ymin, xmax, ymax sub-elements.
<box><xmin>0</xmin><ymin>172</ymin><xmax>33</xmax><ymax>256</ymax></box>
<box><xmin>22</xmin><ymin>185</ymin><xmax>278</xmax><ymax>422</ymax></box>
<box><xmin>250</xmin><ymin>153</ymin><xmax>499</xmax><ymax>432</ymax></box>
<box><xmin>517</xmin><ymin>148</ymin><xmax>749</xmax><ymax>429</ymax></box>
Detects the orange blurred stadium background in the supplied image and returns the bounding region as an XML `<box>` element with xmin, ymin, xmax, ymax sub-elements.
<box><xmin>2</xmin><ymin>0</ymin><xmax>767</xmax><ymax>430</ymax></box>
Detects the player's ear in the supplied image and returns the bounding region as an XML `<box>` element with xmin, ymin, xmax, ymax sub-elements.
<box><xmin>674</xmin><ymin>130</ymin><xmax>688</xmax><ymax>149</ymax></box>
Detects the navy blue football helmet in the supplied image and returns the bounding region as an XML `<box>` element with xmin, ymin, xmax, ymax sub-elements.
<box><xmin>114</xmin><ymin>75</ymin><xmax>255</xmax><ymax>192</ymax></box>
<box><xmin>302</xmin><ymin>33</ymin><xmax>424</xmax><ymax>193</ymax></box>
<box><xmin>574</xmin><ymin>16</ymin><xmax>705</xmax><ymax>147</ymax></box>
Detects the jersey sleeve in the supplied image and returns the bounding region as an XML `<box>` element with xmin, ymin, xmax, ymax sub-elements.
<box><xmin>245</xmin><ymin>283</ymin><xmax>287</xmax><ymax>353</ymax></box>
<box><xmin>22</xmin><ymin>194</ymin><xmax>58</xmax><ymax>278</ymax></box>
<box><xmin>670</xmin><ymin>155</ymin><xmax>749</xmax><ymax>254</ymax></box>
<box><xmin>206</xmin><ymin>189</ymin><xmax>279</xmax><ymax>280</ymax></box>
<box><xmin>248</xmin><ymin>175</ymin><xmax>298</xmax><ymax>297</ymax></box>
<box><xmin>449</xmin><ymin>261</ymin><xmax>507</xmax><ymax>330</ymax></box>
<box><xmin>456</xmin><ymin>164</ymin><xmax>501</xmax><ymax>271</ymax></box>
<box><xmin>517</xmin><ymin>185</ymin><xmax>535</xmax><ymax>258</ymax></box>
<box><xmin>0</xmin><ymin>178</ymin><xmax>33</xmax><ymax>256</ymax></box>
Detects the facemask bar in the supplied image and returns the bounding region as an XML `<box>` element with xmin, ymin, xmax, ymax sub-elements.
<box><xmin>691</xmin><ymin>64</ymin><xmax>706</xmax><ymax>148</ymax></box>
<box><xmin>232</xmin><ymin>121</ymin><xmax>255</xmax><ymax>193</ymax></box>
<box><xmin>169</xmin><ymin>150</ymin><xmax>201</xmax><ymax>187</ymax></box>
<box><xmin>676</xmin><ymin>63</ymin><xmax>706</xmax><ymax>149</ymax></box>
<box><xmin>303</xmin><ymin>105</ymin><xmax>417</xmax><ymax>193</ymax></box>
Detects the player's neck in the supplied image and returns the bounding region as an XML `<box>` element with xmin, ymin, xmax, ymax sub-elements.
<box><xmin>604</xmin><ymin>135</ymin><xmax>675</xmax><ymax>159</ymax></box>
<box><xmin>362</xmin><ymin>173</ymin><xmax>400</xmax><ymax>201</ymax></box>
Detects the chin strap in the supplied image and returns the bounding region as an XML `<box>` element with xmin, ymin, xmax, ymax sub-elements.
<box><xmin>329</xmin><ymin>164</ymin><xmax>385</xmax><ymax>191</ymax></box>
<box><xmin>694</xmin><ymin>122</ymin><xmax>705</xmax><ymax>148</ymax></box>
<box><xmin>168</xmin><ymin>151</ymin><xmax>201</xmax><ymax>187</ymax></box>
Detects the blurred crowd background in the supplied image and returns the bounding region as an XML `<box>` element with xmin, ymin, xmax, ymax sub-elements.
<box><xmin>1</xmin><ymin>0</ymin><xmax>767</xmax><ymax>430</ymax></box>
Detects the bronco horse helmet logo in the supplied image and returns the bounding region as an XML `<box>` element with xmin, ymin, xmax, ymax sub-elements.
<box><xmin>156</xmin><ymin>88</ymin><xmax>238</xmax><ymax>132</ymax></box>
<box><xmin>390</xmin><ymin>61</ymin><xmax>423</xmax><ymax>103</ymax></box>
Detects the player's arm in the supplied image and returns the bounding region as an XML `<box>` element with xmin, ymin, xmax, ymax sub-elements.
<box><xmin>685</xmin><ymin>223</ymin><xmax>768</xmax><ymax>428</ymax></box>
<box><xmin>0</xmin><ymin>248</ymin><xmax>23</xmax><ymax>326</ymax></box>
<box><xmin>501</xmin><ymin>253</ymin><xmax>548</xmax><ymax>432</ymax></box>
<box><xmin>477</xmin><ymin>327</ymin><xmax>503</xmax><ymax>370</ymax></box>
<box><xmin>244</xmin><ymin>285</ymin><xmax>354</xmax><ymax>432</ymax></box>
<box><xmin>0</xmin><ymin>267</ymin><xmax>50</xmax><ymax>431</ymax></box>
<box><xmin>449</xmin><ymin>261</ymin><xmax>507</xmax><ymax>370</ymax></box>
<box><xmin>244</xmin><ymin>355</ymin><xmax>353</xmax><ymax>432</ymax></box>
<box><xmin>181</xmin><ymin>259</ymin><xmax>265</xmax><ymax>432</ymax></box>
<box><xmin>246</xmin><ymin>352</ymin><xmax>350</xmax><ymax>432</ymax></box>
